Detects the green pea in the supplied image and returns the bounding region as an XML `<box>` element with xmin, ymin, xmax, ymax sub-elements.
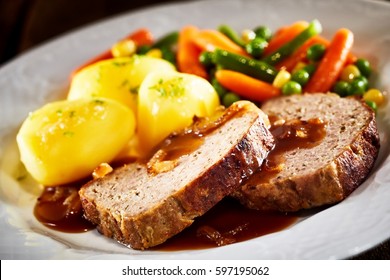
<box><xmin>355</xmin><ymin>58</ymin><xmax>371</xmax><ymax>78</ymax></box>
<box><xmin>282</xmin><ymin>81</ymin><xmax>302</xmax><ymax>95</ymax></box>
<box><xmin>199</xmin><ymin>51</ymin><xmax>215</xmax><ymax>68</ymax></box>
<box><xmin>303</xmin><ymin>63</ymin><xmax>317</xmax><ymax>75</ymax></box>
<box><xmin>332</xmin><ymin>81</ymin><xmax>351</xmax><ymax>97</ymax></box>
<box><xmin>354</xmin><ymin>76</ymin><xmax>369</xmax><ymax>90</ymax></box>
<box><xmin>291</xmin><ymin>69</ymin><xmax>310</xmax><ymax>86</ymax></box>
<box><xmin>349</xmin><ymin>77</ymin><xmax>367</xmax><ymax>95</ymax></box>
<box><xmin>253</xmin><ymin>26</ymin><xmax>272</xmax><ymax>41</ymax></box>
<box><xmin>223</xmin><ymin>92</ymin><xmax>241</xmax><ymax>107</ymax></box>
<box><xmin>306</xmin><ymin>44</ymin><xmax>326</xmax><ymax>62</ymax></box>
<box><xmin>245</xmin><ymin>37</ymin><xmax>268</xmax><ymax>58</ymax></box>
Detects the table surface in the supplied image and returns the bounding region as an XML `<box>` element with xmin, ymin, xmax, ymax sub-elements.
<box><xmin>0</xmin><ymin>0</ymin><xmax>389</xmax><ymax>259</ymax></box>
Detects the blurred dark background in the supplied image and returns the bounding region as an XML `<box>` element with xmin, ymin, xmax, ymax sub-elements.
<box><xmin>0</xmin><ymin>0</ymin><xmax>389</xmax><ymax>259</ymax></box>
<box><xmin>0</xmin><ymin>0</ymin><xmax>187</xmax><ymax>66</ymax></box>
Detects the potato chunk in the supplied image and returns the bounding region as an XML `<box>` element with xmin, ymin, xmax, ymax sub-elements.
<box><xmin>67</xmin><ymin>56</ymin><xmax>176</xmax><ymax>112</ymax></box>
<box><xmin>16</xmin><ymin>98</ymin><xmax>135</xmax><ymax>186</ymax></box>
<box><xmin>137</xmin><ymin>72</ymin><xmax>220</xmax><ymax>156</ymax></box>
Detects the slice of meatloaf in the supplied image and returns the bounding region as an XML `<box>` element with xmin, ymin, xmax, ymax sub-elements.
<box><xmin>233</xmin><ymin>93</ymin><xmax>380</xmax><ymax>212</ymax></box>
<box><xmin>79</xmin><ymin>101</ymin><xmax>274</xmax><ymax>249</ymax></box>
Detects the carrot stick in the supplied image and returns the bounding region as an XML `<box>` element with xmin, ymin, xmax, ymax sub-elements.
<box><xmin>127</xmin><ymin>28</ymin><xmax>154</xmax><ymax>46</ymax></box>
<box><xmin>192</xmin><ymin>29</ymin><xmax>248</xmax><ymax>56</ymax></box>
<box><xmin>276</xmin><ymin>35</ymin><xmax>330</xmax><ymax>71</ymax></box>
<box><xmin>304</xmin><ymin>28</ymin><xmax>354</xmax><ymax>93</ymax></box>
<box><xmin>176</xmin><ymin>25</ymin><xmax>208</xmax><ymax>79</ymax></box>
<box><xmin>215</xmin><ymin>69</ymin><xmax>280</xmax><ymax>102</ymax></box>
<box><xmin>276</xmin><ymin>35</ymin><xmax>357</xmax><ymax>71</ymax></box>
<box><xmin>263</xmin><ymin>21</ymin><xmax>309</xmax><ymax>56</ymax></box>
<box><xmin>70</xmin><ymin>28</ymin><xmax>154</xmax><ymax>79</ymax></box>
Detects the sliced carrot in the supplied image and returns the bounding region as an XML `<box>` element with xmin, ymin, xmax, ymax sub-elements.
<box><xmin>126</xmin><ymin>28</ymin><xmax>154</xmax><ymax>46</ymax></box>
<box><xmin>176</xmin><ymin>25</ymin><xmax>208</xmax><ymax>79</ymax></box>
<box><xmin>276</xmin><ymin>35</ymin><xmax>330</xmax><ymax>71</ymax></box>
<box><xmin>304</xmin><ymin>28</ymin><xmax>354</xmax><ymax>93</ymax></box>
<box><xmin>263</xmin><ymin>21</ymin><xmax>309</xmax><ymax>56</ymax></box>
<box><xmin>70</xmin><ymin>28</ymin><xmax>154</xmax><ymax>79</ymax></box>
<box><xmin>192</xmin><ymin>29</ymin><xmax>248</xmax><ymax>56</ymax></box>
<box><xmin>215</xmin><ymin>69</ymin><xmax>280</xmax><ymax>102</ymax></box>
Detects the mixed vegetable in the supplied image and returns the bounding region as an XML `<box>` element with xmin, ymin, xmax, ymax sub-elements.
<box><xmin>16</xmin><ymin>19</ymin><xmax>386</xmax><ymax>186</ymax></box>
<box><xmin>71</xmin><ymin>19</ymin><xmax>384</xmax><ymax>107</ymax></box>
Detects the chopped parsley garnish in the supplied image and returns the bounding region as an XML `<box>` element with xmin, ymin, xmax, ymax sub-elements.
<box><xmin>149</xmin><ymin>77</ymin><xmax>186</xmax><ymax>98</ymax></box>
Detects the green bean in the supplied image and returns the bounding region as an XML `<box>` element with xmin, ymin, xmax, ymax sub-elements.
<box><xmin>213</xmin><ymin>49</ymin><xmax>278</xmax><ymax>83</ymax></box>
<box><xmin>218</xmin><ymin>25</ymin><xmax>245</xmax><ymax>47</ymax></box>
<box><xmin>152</xmin><ymin>31</ymin><xmax>179</xmax><ymax>49</ymax></box>
<box><xmin>137</xmin><ymin>45</ymin><xmax>152</xmax><ymax>55</ymax></box>
<box><xmin>199</xmin><ymin>51</ymin><xmax>215</xmax><ymax>68</ymax></box>
<box><xmin>212</xmin><ymin>78</ymin><xmax>227</xmax><ymax>98</ymax></box>
<box><xmin>160</xmin><ymin>46</ymin><xmax>176</xmax><ymax>65</ymax></box>
<box><xmin>263</xmin><ymin>19</ymin><xmax>322</xmax><ymax>65</ymax></box>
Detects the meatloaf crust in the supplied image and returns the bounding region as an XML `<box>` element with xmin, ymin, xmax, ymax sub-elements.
<box><xmin>79</xmin><ymin>101</ymin><xmax>274</xmax><ymax>249</ymax></box>
<box><xmin>233</xmin><ymin>93</ymin><xmax>380</xmax><ymax>212</ymax></box>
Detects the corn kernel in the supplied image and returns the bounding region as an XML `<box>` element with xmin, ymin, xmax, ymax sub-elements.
<box><xmin>241</xmin><ymin>29</ymin><xmax>256</xmax><ymax>44</ymax></box>
<box><xmin>146</xmin><ymin>48</ymin><xmax>163</xmax><ymax>58</ymax></box>
<box><xmin>273</xmin><ymin>68</ymin><xmax>291</xmax><ymax>88</ymax></box>
<box><xmin>291</xmin><ymin>62</ymin><xmax>307</xmax><ymax>73</ymax></box>
<box><xmin>340</xmin><ymin>64</ymin><xmax>361</xmax><ymax>82</ymax></box>
<box><xmin>363</xmin><ymin>88</ymin><xmax>385</xmax><ymax>106</ymax></box>
<box><xmin>111</xmin><ymin>39</ymin><xmax>136</xmax><ymax>58</ymax></box>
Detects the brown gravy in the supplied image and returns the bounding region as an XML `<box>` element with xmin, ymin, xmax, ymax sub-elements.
<box><xmin>257</xmin><ymin>116</ymin><xmax>327</xmax><ymax>184</ymax></box>
<box><xmin>34</xmin><ymin>183</ymin><xmax>94</xmax><ymax>233</ymax></box>
<box><xmin>33</xmin><ymin>114</ymin><xmax>326</xmax><ymax>249</ymax></box>
<box><xmin>154</xmin><ymin>197</ymin><xmax>297</xmax><ymax>251</ymax></box>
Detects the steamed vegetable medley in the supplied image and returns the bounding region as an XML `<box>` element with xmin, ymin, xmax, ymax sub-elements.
<box><xmin>17</xmin><ymin>20</ymin><xmax>385</xmax><ymax>186</ymax></box>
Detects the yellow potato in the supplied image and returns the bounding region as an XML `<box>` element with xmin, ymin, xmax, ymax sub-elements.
<box><xmin>137</xmin><ymin>71</ymin><xmax>220</xmax><ymax>156</ymax></box>
<box><xmin>16</xmin><ymin>98</ymin><xmax>136</xmax><ymax>186</ymax></box>
<box><xmin>67</xmin><ymin>56</ymin><xmax>176</xmax><ymax>112</ymax></box>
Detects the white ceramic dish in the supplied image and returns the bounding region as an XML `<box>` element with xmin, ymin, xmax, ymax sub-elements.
<box><xmin>1</xmin><ymin>0</ymin><xmax>390</xmax><ymax>259</ymax></box>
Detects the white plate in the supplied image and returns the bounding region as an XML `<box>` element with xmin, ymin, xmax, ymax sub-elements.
<box><xmin>1</xmin><ymin>0</ymin><xmax>390</xmax><ymax>260</ymax></box>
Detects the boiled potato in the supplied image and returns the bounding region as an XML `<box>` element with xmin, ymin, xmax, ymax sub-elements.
<box><xmin>137</xmin><ymin>71</ymin><xmax>220</xmax><ymax>156</ymax></box>
<box><xmin>16</xmin><ymin>98</ymin><xmax>135</xmax><ymax>186</ymax></box>
<box><xmin>67</xmin><ymin>56</ymin><xmax>176</xmax><ymax>112</ymax></box>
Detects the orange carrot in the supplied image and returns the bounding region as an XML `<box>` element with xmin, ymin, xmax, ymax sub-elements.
<box><xmin>346</xmin><ymin>51</ymin><xmax>357</xmax><ymax>65</ymax></box>
<box><xmin>263</xmin><ymin>21</ymin><xmax>309</xmax><ymax>56</ymax></box>
<box><xmin>276</xmin><ymin>35</ymin><xmax>330</xmax><ymax>71</ymax></box>
<box><xmin>127</xmin><ymin>28</ymin><xmax>154</xmax><ymax>46</ymax></box>
<box><xmin>70</xmin><ymin>28</ymin><xmax>154</xmax><ymax>79</ymax></box>
<box><xmin>192</xmin><ymin>29</ymin><xmax>248</xmax><ymax>56</ymax></box>
<box><xmin>304</xmin><ymin>28</ymin><xmax>354</xmax><ymax>93</ymax></box>
<box><xmin>276</xmin><ymin>35</ymin><xmax>357</xmax><ymax>71</ymax></box>
<box><xmin>215</xmin><ymin>69</ymin><xmax>280</xmax><ymax>102</ymax></box>
<box><xmin>176</xmin><ymin>25</ymin><xmax>208</xmax><ymax>79</ymax></box>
